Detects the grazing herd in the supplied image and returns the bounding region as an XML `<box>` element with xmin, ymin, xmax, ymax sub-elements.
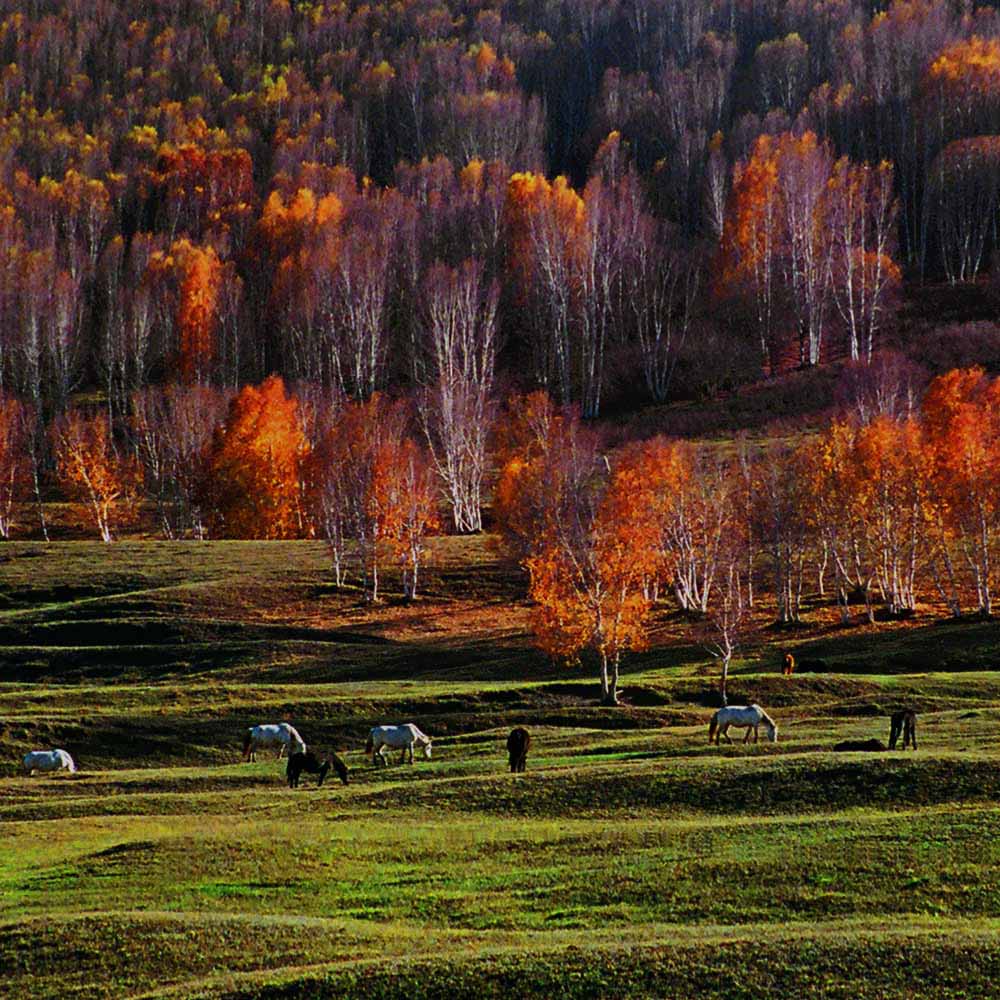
<box><xmin>18</xmin><ymin>656</ymin><xmax>921</xmax><ymax>781</ymax></box>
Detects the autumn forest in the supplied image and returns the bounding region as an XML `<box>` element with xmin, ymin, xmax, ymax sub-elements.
<box><xmin>2</xmin><ymin>0</ymin><xmax>1000</xmax><ymax>683</ymax></box>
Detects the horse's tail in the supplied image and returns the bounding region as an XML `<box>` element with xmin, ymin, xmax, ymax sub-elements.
<box><xmin>364</xmin><ymin>734</ymin><xmax>373</xmax><ymax>755</ymax></box>
<box><xmin>242</xmin><ymin>730</ymin><xmax>252</xmax><ymax>758</ymax></box>
<box><xmin>708</xmin><ymin>713</ymin><xmax>719</xmax><ymax>744</ymax></box>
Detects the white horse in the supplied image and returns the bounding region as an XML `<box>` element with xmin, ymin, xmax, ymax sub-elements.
<box><xmin>242</xmin><ymin>723</ymin><xmax>306</xmax><ymax>762</ymax></box>
<box><xmin>708</xmin><ymin>705</ymin><xmax>778</xmax><ymax>745</ymax></box>
<box><xmin>23</xmin><ymin>749</ymin><xmax>76</xmax><ymax>775</ymax></box>
<box><xmin>365</xmin><ymin>724</ymin><xmax>432</xmax><ymax>766</ymax></box>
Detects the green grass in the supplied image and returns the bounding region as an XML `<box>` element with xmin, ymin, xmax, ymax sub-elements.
<box><xmin>3</xmin><ymin>540</ymin><xmax>1000</xmax><ymax>997</ymax></box>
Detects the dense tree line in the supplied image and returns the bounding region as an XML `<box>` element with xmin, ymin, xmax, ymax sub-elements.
<box><xmin>2</xmin><ymin>364</ymin><xmax>996</xmax><ymax>699</ymax></box>
<box><xmin>3</xmin><ymin>0</ymin><xmax>1000</xmax><ymax>431</ymax></box>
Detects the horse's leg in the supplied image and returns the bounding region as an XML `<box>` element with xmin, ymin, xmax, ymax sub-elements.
<box><xmin>721</xmin><ymin>724</ymin><xmax>732</xmax><ymax>744</ymax></box>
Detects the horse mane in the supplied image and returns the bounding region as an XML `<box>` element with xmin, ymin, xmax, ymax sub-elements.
<box><xmin>758</xmin><ymin>708</ymin><xmax>777</xmax><ymax>729</ymax></box>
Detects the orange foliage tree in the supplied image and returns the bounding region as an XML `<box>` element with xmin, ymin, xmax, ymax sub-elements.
<box><xmin>922</xmin><ymin>368</ymin><xmax>1000</xmax><ymax>615</ymax></box>
<box><xmin>204</xmin><ymin>375</ymin><xmax>309</xmax><ymax>539</ymax></box>
<box><xmin>802</xmin><ymin>420</ymin><xmax>876</xmax><ymax>622</ymax></box>
<box><xmin>175</xmin><ymin>241</ymin><xmax>223</xmax><ymax>383</ymax></box>
<box><xmin>624</xmin><ymin>437</ymin><xmax>737</xmax><ymax>613</ymax></box>
<box><xmin>51</xmin><ymin>408</ymin><xmax>140</xmax><ymax>542</ymax></box>
<box><xmin>922</xmin><ymin>36</ymin><xmax>1000</xmax><ymax>147</ymax></box>
<box><xmin>721</xmin><ymin>132</ymin><xmax>899</xmax><ymax>368</ymax></box>
<box><xmin>307</xmin><ymin>394</ymin><xmax>437</xmax><ymax>600</ymax></box>
<box><xmin>850</xmin><ymin>416</ymin><xmax>927</xmax><ymax>616</ymax></box>
<box><xmin>496</xmin><ymin>393</ymin><xmax>658</xmax><ymax>704</ymax></box>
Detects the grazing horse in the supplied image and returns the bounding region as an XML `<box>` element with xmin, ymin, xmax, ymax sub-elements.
<box><xmin>287</xmin><ymin>751</ymin><xmax>349</xmax><ymax>787</ymax></box>
<box><xmin>365</xmin><ymin>724</ymin><xmax>432</xmax><ymax>766</ymax></box>
<box><xmin>507</xmin><ymin>727</ymin><xmax>530</xmax><ymax>773</ymax></box>
<box><xmin>888</xmin><ymin>710</ymin><xmax>917</xmax><ymax>750</ymax></box>
<box><xmin>834</xmin><ymin>738</ymin><xmax>886</xmax><ymax>752</ymax></box>
<box><xmin>23</xmin><ymin>749</ymin><xmax>76</xmax><ymax>776</ymax></box>
<box><xmin>708</xmin><ymin>705</ymin><xmax>778</xmax><ymax>745</ymax></box>
<box><xmin>783</xmin><ymin>652</ymin><xmax>795</xmax><ymax>676</ymax></box>
<box><xmin>242</xmin><ymin>723</ymin><xmax>306</xmax><ymax>762</ymax></box>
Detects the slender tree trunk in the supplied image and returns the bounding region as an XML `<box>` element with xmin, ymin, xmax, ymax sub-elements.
<box><xmin>598</xmin><ymin>649</ymin><xmax>620</xmax><ymax>706</ymax></box>
<box><xmin>604</xmin><ymin>652</ymin><xmax>620</xmax><ymax>706</ymax></box>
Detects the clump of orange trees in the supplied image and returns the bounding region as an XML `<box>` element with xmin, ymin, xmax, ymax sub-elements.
<box><xmin>491</xmin><ymin>368</ymin><xmax>1000</xmax><ymax>702</ymax></box>
<box><xmin>495</xmin><ymin>393</ymin><xmax>660</xmax><ymax>704</ymax></box>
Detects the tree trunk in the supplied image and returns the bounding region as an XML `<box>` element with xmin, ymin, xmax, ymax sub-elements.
<box><xmin>598</xmin><ymin>651</ymin><xmax>619</xmax><ymax>705</ymax></box>
<box><xmin>603</xmin><ymin>653</ymin><xmax>620</xmax><ymax>706</ymax></box>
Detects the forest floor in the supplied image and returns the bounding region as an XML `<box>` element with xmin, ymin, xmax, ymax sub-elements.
<box><xmin>2</xmin><ymin>539</ymin><xmax>1000</xmax><ymax>998</ymax></box>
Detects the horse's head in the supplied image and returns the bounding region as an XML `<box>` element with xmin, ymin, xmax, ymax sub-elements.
<box><xmin>332</xmin><ymin>753</ymin><xmax>349</xmax><ymax>785</ymax></box>
<box><xmin>423</xmin><ymin>740</ymin><xmax>432</xmax><ymax>759</ymax></box>
<box><xmin>766</xmin><ymin>722</ymin><xmax>778</xmax><ymax>743</ymax></box>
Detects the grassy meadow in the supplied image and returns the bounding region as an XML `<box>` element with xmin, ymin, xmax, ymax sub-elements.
<box><xmin>3</xmin><ymin>539</ymin><xmax>1000</xmax><ymax>998</ymax></box>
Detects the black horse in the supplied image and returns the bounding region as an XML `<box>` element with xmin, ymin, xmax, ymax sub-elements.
<box><xmin>507</xmin><ymin>727</ymin><xmax>530</xmax><ymax>773</ymax></box>
<box><xmin>889</xmin><ymin>710</ymin><xmax>917</xmax><ymax>750</ymax></box>
<box><xmin>286</xmin><ymin>751</ymin><xmax>349</xmax><ymax>787</ymax></box>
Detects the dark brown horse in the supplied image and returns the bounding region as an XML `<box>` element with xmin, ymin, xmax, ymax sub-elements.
<box><xmin>286</xmin><ymin>751</ymin><xmax>349</xmax><ymax>787</ymax></box>
<box><xmin>889</xmin><ymin>710</ymin><xmax>917</xmax><ymax>750</ymax></box>
<box><xmin>507</xmin><ymin>727</ymin><xmax>530</xmax><ymax>773</ymax></box>
<box><xmin>783</xmin><ymin>652</ymin><xmax>795</xmax><ymax>676</ymax></box>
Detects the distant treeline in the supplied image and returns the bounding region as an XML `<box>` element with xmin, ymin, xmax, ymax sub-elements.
<box><xmin>2</xmin><ymin>0</ymin><xmax>1000</xmax><ymax>422</ymax></box>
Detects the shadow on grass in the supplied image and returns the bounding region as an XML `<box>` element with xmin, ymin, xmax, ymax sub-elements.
<box><xmin>783</xmin><ymin>618</ymin><xmax>1000</xmax><ymax>675</ymax></box>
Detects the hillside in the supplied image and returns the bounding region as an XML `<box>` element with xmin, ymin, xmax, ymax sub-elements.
<box><xmin>4</xmin><ymin>541</ymin><xmax>1000</xmax><ymax>997</ymax></box>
